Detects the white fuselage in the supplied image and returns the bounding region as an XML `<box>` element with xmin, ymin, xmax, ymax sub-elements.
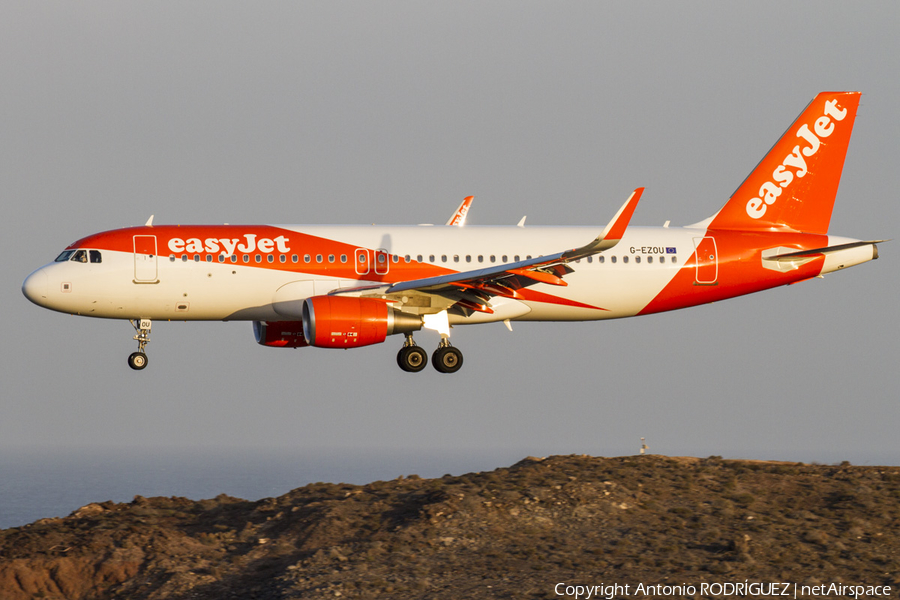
<box><xmin>23</xmin><ymin>224</ymin><xmax>873</xmax><ymax>326</ymax></box>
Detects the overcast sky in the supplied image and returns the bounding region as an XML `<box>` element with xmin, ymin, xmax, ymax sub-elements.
<box><xmin>2</xmin><ymin>2</ymin><xmax>898</xmax><ymax>469</ymax></box>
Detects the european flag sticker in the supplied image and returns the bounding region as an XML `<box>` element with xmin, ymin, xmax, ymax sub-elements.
<box><xmin>666</xmin><ymin>247</ymin><xmax>676</xmax><ymax>254</ymax></box>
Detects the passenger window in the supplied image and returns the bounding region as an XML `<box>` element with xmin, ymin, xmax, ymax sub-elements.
<box><xmin>417</xmin><ymin>255</ymin><xmax>423</xmax><ymax>262</ymax></box>
<box><xmin>231</xmin><ymin>255</ymin><xmax>237</xmax><ymax>263</ymax></box>
<box><xmin>490</xmin><ymin>255</ymin><xmax>495</xmax><ymax>263</ymax></box>
<box><xmin>392</xmin><ymin>255</ymin><xmax>399</xmax><ymax>263</ymax></box>
<box><xmin>341</xmin><ymin>254</ymin><xmax>348</xmax><ymax>263</ymax></box>
<box><xmin>268</xmin><ymin>255</ymin><xmax>274</xmax><ymax>263</ymax></box>
<box><xmin>429</xmin><ymin>255</ymin><xmax>435</xmax><ymax>262</ymax></box>
<box><xmin>170</xmin><ymin>255</ymin><xmax>176</xmax><ymax>262</ymax></box>
<box><xmin>611</xmin><ymin>256</ymin><xmax>617</xmax><ymax>263</ymax></box>
<box><xmin>514</xmin><ymin>255</ymin><xmax>520</xmax><ymax>262</ymax></box>
<box><xmin>453</xmin><ymin>255</ymin><xmax>459</xmax><ymax>263</ymax></box>
<box><xmin>502</xmin><ymin>255</ymin><xmax>508</xmax><ymax>262</ymax></box>
<box><xmin>587</xmin><ymin>256</ymin><xmax>592</xmax><ymax>263</ymax></box>
<box><xmin>623</xmin><ymin>256</ymin><xmax>629</xmax><ymax>263</ymax></box>
<box><xmin>218</xmin><ymin>255</ymin><xmax>225</xmax><ymax>263</ymax></box>
<box><xmin>328</xmin><ymin>254</ymin><xmax>335</xmax><ymax>263</ymax></box>
<box><xmin>71</xmin><ymin>250</ymin><xmax>88</xmax><ymax>263</ymax></box>
<box><xmin>671</xmin><ymin>256</ymin><xmax>677</xmax><ymax>264</ymax></box>
<box><xmin>316</xmin><ymin>254</ymin><xmax>323</xmax><ymax>263</ymax></box>
<box><xmin>206</xmin><ymin>255</ymin><xmax>212</xmax><ymax>262</ymax></box>
<box><xmin>55</xmin><ymin>250</ymin><xmax>75</xmax><ymax>262</ymax></box>
<box><xmin>255</xmin><ymin>255</ymin><xmax>261</xmax><ymax>263</ymax></box>
<box><xmin>182</xmin><ymin>254</ymin><xmax>188</xmax><ymax>262</ymax></box>
<box><xmin>242</xmin><ymin>255</ymin><xmax>249</xmax><ymax>263</ymax></box>
<box><xmin>280</xmin><ymin>255</ymin><xmax>286</xmax><ymax>263</ymax></box>
<box><xmin>599</xmin><ymin>256</ymin><xmax>605</xmax><ymax>263</ymax></box>
<box><xmin>442</xmin><ymin>255</ymin><xmax>447</xmax><ymax>263</ymax></box>
<box><xmin>635</xmin><ymin>256</ymin><xmax>641</xmax><ymax>264</ymax></box>
<box><xmin>89</xmin><ymin>250</ymin><xmax>102</xmax><ymax>263</ymax></box>
<box><xmin>647</xmin><ymin>256</ymin><xmax>653</xmax><ymax>264</ymax></box>
<box><xmin>304</xmin><ymin>255</ymin><xmax>311</xmax><ymax>263</ymax></box>
<box><xmin>292</xmin><ymin>255</ymin><xmax>298</xmax><ymax>263</ymax></box>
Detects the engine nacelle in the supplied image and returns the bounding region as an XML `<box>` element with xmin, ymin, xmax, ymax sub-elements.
<box><xmin>253</xmin><ymin>320</ymin><xmax>309</xmax><ymax>348</ymax></box>
<box><xmin>302</xmin><ymin>296</ymin><xmax>422</xmax><ymax>348</ymax></box>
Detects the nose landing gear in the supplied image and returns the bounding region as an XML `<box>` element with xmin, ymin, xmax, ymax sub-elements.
<box><xmin>128</xmin><ymin>319</ymin><xmax>151</xmax><ymax>370</ymax></box>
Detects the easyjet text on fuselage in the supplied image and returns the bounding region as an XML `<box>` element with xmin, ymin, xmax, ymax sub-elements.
<box><xmin>167</xmin><ymin>234</ymin><xmax>291</xmax><ymax>256</ymax></box>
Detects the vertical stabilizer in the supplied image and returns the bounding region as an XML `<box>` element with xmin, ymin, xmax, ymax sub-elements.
<box><xmin>708</xmin><ymin>92</ymin><xmax>860</xmax><ymax>234</ymax></box>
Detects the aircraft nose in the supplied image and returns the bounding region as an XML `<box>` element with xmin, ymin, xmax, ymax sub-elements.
<box><xmin>22</xmin><ymin>269</ymin><xmax>49</xmax><ymax>306</ymax></box>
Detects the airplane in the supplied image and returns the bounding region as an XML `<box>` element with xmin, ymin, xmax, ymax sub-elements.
<box><xmin>22</xmin><ymin>92</ymin><xmax>882</xmax><ymax>373</ymax></box>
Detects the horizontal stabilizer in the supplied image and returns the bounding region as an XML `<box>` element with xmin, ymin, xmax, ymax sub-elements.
<box><xmin>766</xmin><ymin>240</ymin><xmax>886</xmax><ymax>261</ymax></box>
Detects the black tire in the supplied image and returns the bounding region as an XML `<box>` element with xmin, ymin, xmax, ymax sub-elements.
<box><xmin>128</xmin><ymin>352</ymin><xmax>148</xmax><ymax>370</ymax></box>
<box><xmin>398</xmin><ymin>346</ymin><xmax>427</xmax><ymax>372</ymax></box>
<box><xmin>432</xmin><ymin>346</ymin><xmax>463</xmax><ymax>374</ymax></box>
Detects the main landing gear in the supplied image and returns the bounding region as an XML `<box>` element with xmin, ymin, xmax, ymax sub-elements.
<box><xmin>396</xmin><ymin>334</ymin><xmax>464</xmax><ymax>374</ymax></box>
<box><xmin>432</xmin><ymin>339</ymin><xmax>463</xmax><ymax>374</ymax></box>
<box><xmin>128</xmin><ymin>318</ymin><xmax>151</xmax><ymax>370</ymax></box>
<box><xmin>397</xmin><ymin>335</ymin><xmax>428</xmax><ymax>372</ymax></box>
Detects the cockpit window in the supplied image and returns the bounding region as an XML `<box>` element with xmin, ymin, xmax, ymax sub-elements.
<box><xmin>55</xmin><ymin>250</ymin><xmax>75</xmax><ymax>262</ymax></box>
<box><xmin>71</xmin><ymin>250</ymin><xmax>88</xmax><ymax>263</ymax></box>
<box><xmin>89</xmin><ymin>250</ymin><xmax>102</xmax><ymax>263</ymax></box>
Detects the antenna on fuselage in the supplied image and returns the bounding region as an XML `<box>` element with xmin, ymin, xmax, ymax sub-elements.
<box><xmin>144</xmin><ymin>215</ymin><xmax>154</xmax><ymax>227</ymax></box>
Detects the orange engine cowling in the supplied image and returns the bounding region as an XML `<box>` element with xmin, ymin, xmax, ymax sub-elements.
<box><xmin>302</xmin><ymin>296</ymin><xmax>422</xmax><ymax>348</ymax></box>
<box><xmin>253</xmin><ymin>321</ymin><xmax>309</xmax><ymax>348</ymax></box>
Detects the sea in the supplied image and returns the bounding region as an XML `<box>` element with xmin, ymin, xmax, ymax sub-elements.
<box><xmin>0</xmin><ymin>446</ymin><xmax>529</xmax><ymax>530</ymax></box>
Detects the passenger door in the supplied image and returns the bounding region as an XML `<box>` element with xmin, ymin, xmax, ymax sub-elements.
<box><xmin>133</xmin><ymin>235</ymin><xmax>159</xmax><ymax>283</ymax></box>
<box><xmin>692</xmin><ymin>236</ymin><xmax>718</xmax><ymax>285</ymax></box>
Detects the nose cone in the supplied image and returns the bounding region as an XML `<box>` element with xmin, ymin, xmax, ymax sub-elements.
<box><xmin>22</xmin><ymin>269</ymin><xmax>49</xmax><ymax>306</ymax></box>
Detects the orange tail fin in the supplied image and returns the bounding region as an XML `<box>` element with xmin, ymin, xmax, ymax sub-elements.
<box><xmin>708</xmin><ymin>92</ymin><xmax>860</xmax><ymax>234</ymax></box>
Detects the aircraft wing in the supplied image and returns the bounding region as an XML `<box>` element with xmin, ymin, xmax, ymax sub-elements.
<box><xmin>336</xmin><ymin>188</ymin><xmax>643</xmax><ymax>312</ymax></box>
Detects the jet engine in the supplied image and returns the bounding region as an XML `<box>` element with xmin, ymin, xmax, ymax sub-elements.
<box><xmin>302</xmin><ymin>296</ymin><xmax>422</xmax><ymax>348</ymax></box>
<box><xmin>253</xmin><ymin>320</ymin><xmax>309</xmax><ymax>348</ymax></box>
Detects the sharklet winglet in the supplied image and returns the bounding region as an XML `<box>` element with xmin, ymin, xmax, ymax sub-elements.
<box><xmin>561</xmin><ymin>187</ymin><xmax>644</xmax><ymax>260</ymax></box>
<box><xmin>446</xmin><ymin>196</ymin><xmax>474</xmax><ymax>226</ymax></box>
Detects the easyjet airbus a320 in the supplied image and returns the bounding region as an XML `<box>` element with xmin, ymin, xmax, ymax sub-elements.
<box><xmin>23</xmin><ymin>92</ymin><xmax>882</xmax><ymax>373</ymax></box>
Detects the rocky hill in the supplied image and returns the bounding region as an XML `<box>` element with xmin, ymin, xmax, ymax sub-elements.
<box><xmin>1</xmin><ymin>455</ymin><xmax>898</xmax><ymax>599</ymax></box>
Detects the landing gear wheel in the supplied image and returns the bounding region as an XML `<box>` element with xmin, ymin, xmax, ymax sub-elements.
<box><xmin>432</xmin><ymin>346</ymin><xmax>463</xmax><ymax>374</ymax></box>
<box><xmin>128</xmin><ymin>352</ymin><xmax>148</xmax><ymax>370</ymax></box>
<box><xmin>397</xmin><ymin>346</ymin><xmax>428</xmax><ymax>372</ymax></box>
<box><xmin>129</xmin><ymin>319</ymin><xmax>152</xmax><ymax>371</ymax></box>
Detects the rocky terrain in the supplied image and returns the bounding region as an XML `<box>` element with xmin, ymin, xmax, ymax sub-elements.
<box><xmin>1</xmin><ymin>454</ymin><xmax>898</xmax><ymax>599</ymax></box>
